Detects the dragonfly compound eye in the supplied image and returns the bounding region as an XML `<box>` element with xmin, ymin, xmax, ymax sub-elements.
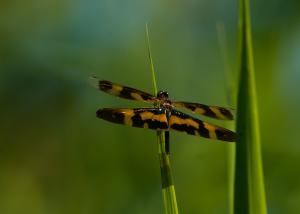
<box><xmin>157</xmin><ymin>90</ymin><xmax>169</xmax><ymax>99</ymax></box>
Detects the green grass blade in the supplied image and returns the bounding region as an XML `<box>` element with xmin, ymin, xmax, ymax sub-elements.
<box><xmin>234</xmin><ymin>0</ymin><xmax>267</xmax><ymax>213</ymax></box>
<box><xmin>146</xmin><ymin>23</ymin><xmax>158</xmax><ymax>96</ymax></box>
<box><xmin>146</xmin><ymin>23</ymin><xmax>179</xmax><ymax>214</ymax></box>
<box><xmin>157</xmin><ymin>132</ymin><xmax>178</xmax><ymax>214</ymax></box>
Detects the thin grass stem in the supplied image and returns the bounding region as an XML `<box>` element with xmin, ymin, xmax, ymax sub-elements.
<box><xmin>146</xmin><ymin>23</ymin><xmax>179</xmax><ymax>214</ymax></box>
<box><xmin>216</xmin><ymin>22</ymin><xmax>236</xmax><ymax>214</ymax></box>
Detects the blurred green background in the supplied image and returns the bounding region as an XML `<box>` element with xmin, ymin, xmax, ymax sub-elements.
<box><xmin>1</xmin><ymin>0</ymin><xmax>300</xmax><ymax>213</ymax></box>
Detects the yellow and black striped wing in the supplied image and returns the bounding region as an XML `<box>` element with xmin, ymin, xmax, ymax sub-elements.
<box><xmin>169</xmin><ymin>109</ymin><xmax>235</xmax><ymax>142</ymax></box>
<box><xmin>173</xmin><ymin>101</ymin><xmax>234</xmax><ymax>120</ymax></box>
<box><xmin>97</xmin><ymin>108</ymin><xmax>169</xmax><ymax>130</ymax></box>
<box><xmin>93</xmin><ymin>77</ymin><xmax>157</xmax><ymax>103</ymax></box>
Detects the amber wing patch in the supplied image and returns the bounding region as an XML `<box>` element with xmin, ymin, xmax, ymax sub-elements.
<box><xmin>98</xmin><ymin>80</ymin><xmax>157</xmax><ymax>103</ymax></box>
<box><xmin>97</xmin><ymin>108</ymin><xmax>169</xmax><ymax>130</ymax></box>
<box><xmin>173</xmin><ymin>101</ymin><xmax>234</xmax><ymax>120</ymax></box>
<box><xmin>169</xmin><ymin>109</ymin><xmax>235</xmax><ymax>142</ymax></box>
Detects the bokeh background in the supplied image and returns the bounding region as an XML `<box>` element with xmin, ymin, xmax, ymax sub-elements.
<box><xmin>1</xmin><ymin>0</ymin><xmax>300</xmax><ymax>213</ymax></box>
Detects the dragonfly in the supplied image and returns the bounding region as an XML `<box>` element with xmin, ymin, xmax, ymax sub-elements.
<box><xmin>94</xmin><ymin>78</ymin><xmax>236</xmax><ymax>153</ymax></box>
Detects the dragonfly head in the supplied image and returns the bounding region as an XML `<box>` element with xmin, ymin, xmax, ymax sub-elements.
<box><xmin>157</xmin><ymin>90</ymin><xmax>169</xmax><ymax>100</ymax></box>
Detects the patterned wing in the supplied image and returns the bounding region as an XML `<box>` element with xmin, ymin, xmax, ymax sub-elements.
<box><xmin>173</xmin><ymin>101</ymin><xmax>234</xmax><ymax>120</ymax></box>
<box><xmin>91</xmin><ymin>77</ymin><xmax>157</xmax><ymax>103</ymax></box>
<box><xmin>97</xmin><ymin>108</ymin><xmax>169</xmax><ymax>130</ymax></box>
<box><xmin>169</xmin><ymin>109</ymin><xmax>235</xmax><ymax>142</ymax></box>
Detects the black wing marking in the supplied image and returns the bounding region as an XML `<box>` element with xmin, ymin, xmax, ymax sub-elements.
<box><xmin>92</xmin><ymin>77</ymin><xmax>157</xmax><ymax>103</ymax></box>
<box><xmin>169</xmin><ymin>109</ymin><xmax>235</xmax><ymax>142</ymax></box>
<box><xmin>173</xmin><ymin>101</ymin><xmax>234</xmax><ymax>120</ymax></box>
<box><xmin>97</xmin><ymin>108</ymin><xmax>168</xmax><ymax>130</ymax></box>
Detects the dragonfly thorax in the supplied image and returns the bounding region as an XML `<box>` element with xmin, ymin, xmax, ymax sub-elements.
<box><xmin>157</xmin><ymin>90</ymin><xmax>172</xmax><ymax>109</ymax></box>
